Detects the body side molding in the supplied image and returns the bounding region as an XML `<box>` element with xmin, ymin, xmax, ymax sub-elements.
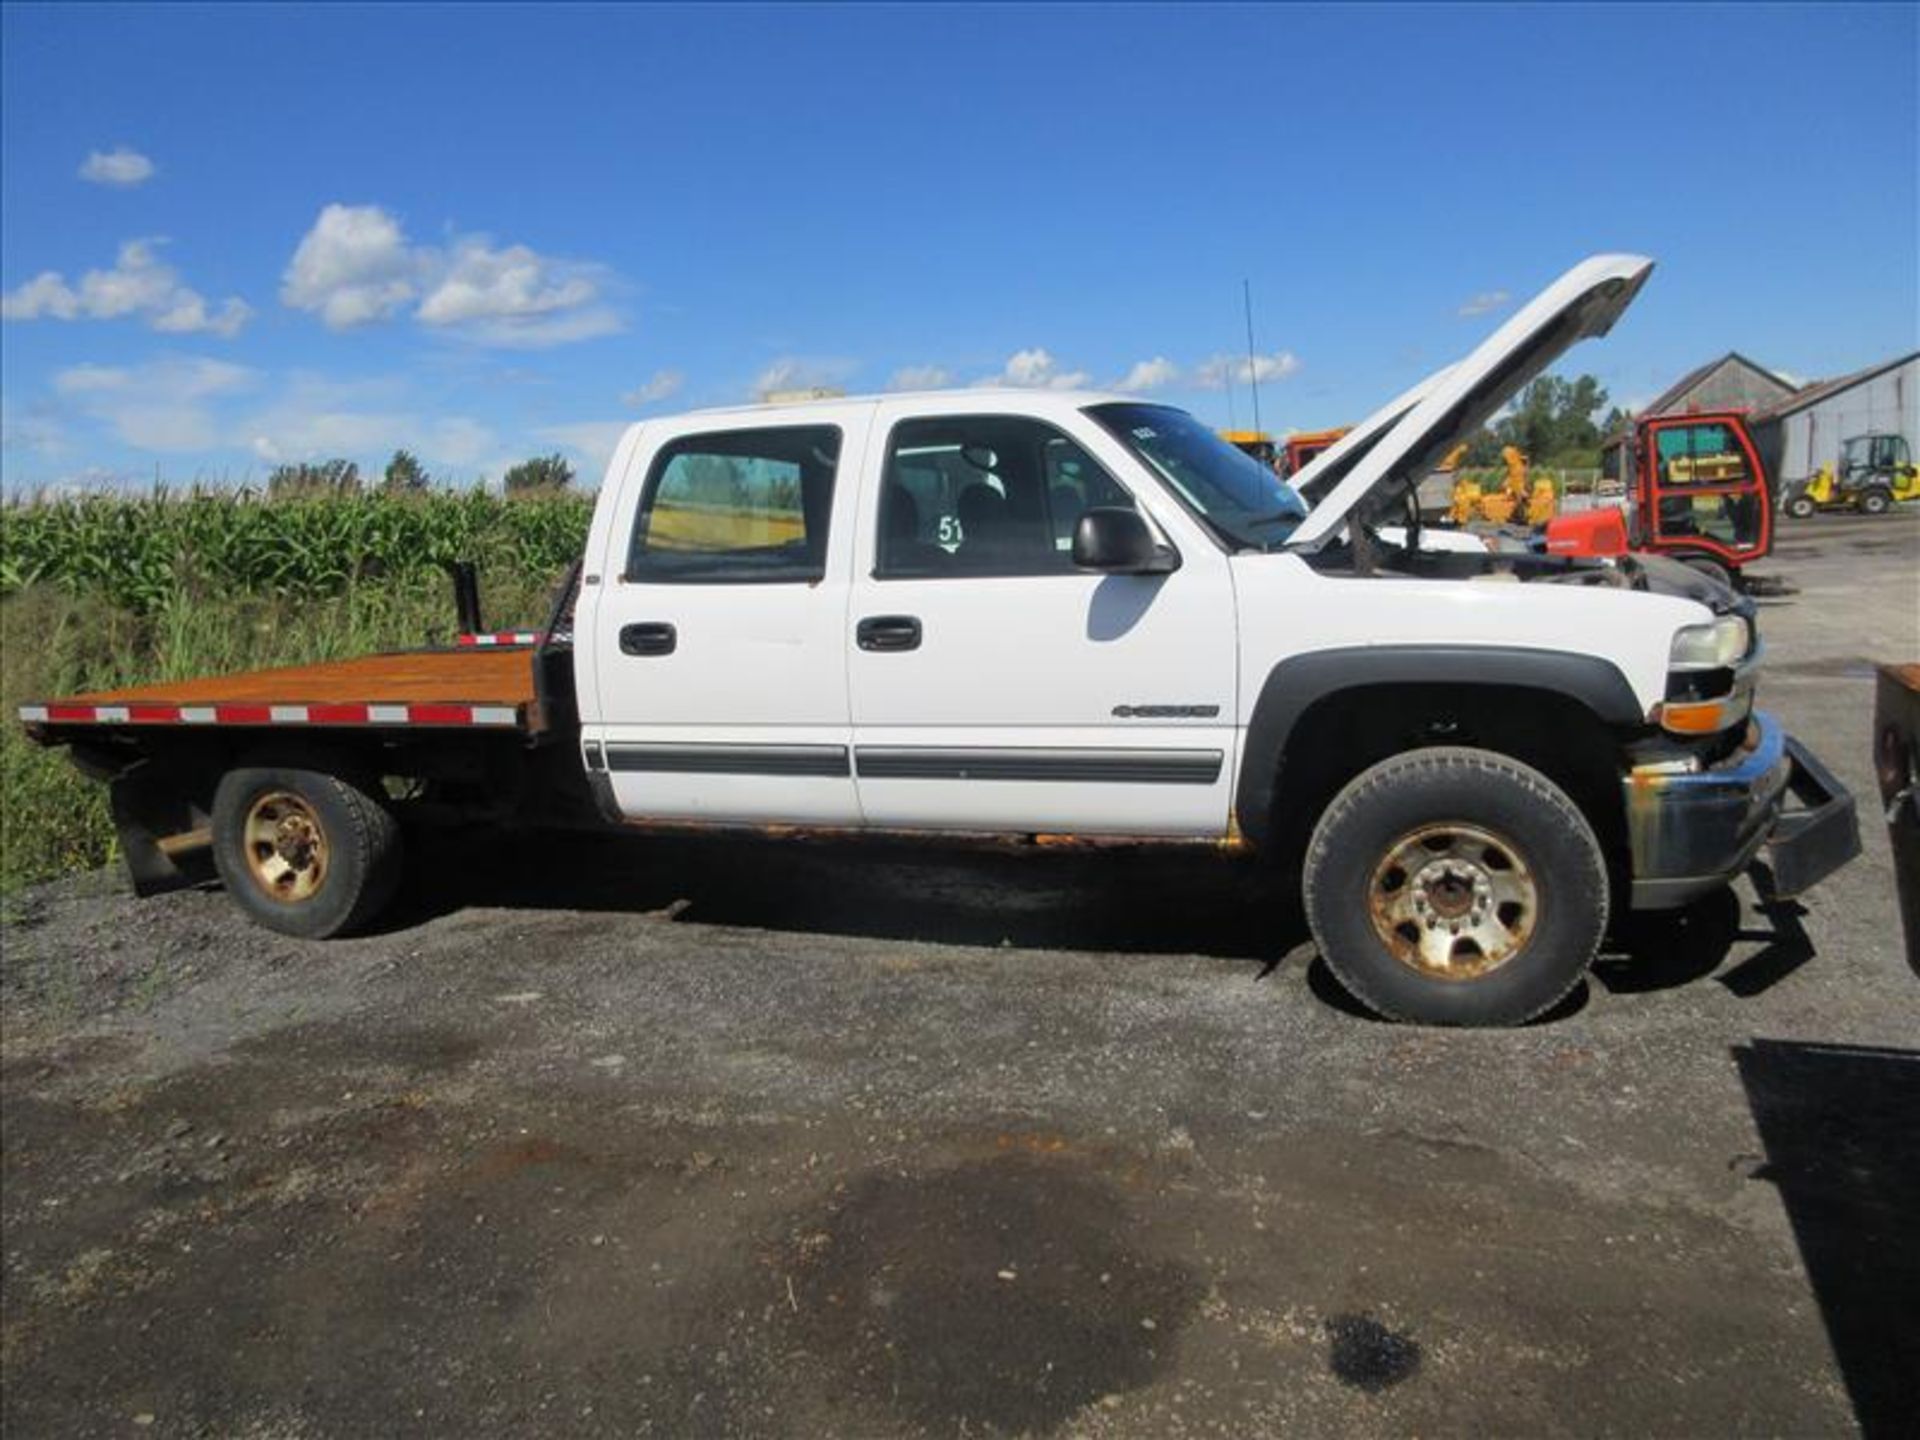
<box><xmin>856</xmin><ymin>747</ymin><xmax>1224</xmax><ymax>785</ymax></box>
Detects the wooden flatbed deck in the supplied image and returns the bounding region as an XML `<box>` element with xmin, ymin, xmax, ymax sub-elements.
<box><xmin>19</xmin><ymin>648</ymin><xmax>545</xmax><ymax>733</ymax></box>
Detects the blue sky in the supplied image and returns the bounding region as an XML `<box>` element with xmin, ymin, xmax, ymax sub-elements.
<box><xmin>3</xmin><ymin>2</ymin><xmax>1915</xmax><ymax>490</ymax></box>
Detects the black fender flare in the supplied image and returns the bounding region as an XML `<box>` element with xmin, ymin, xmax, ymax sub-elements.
<box><xmin>1233</xmin><ymin>645</ymin><xmax>1646</xmax><ymax>845</ymax></box>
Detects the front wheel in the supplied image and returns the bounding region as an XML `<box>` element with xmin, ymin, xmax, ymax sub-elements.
<box><xmin>1302</xmin><ymin>747</ymin><xmax>1609</xmax><ymax>1026</ymax></box>
<box><xmin>1783</xmin><ymin>493</ymin><xmax>1815</xmax><ymax>520</ymax></box>
<box><xmin>211</xmin><ymin>757</ymin><xmax>403</xmax><ymax>938</ymax></box>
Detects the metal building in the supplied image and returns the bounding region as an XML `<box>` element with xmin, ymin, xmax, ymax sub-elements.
<box><xmin>1751</xmin><ymin>352</ymin><xmax>1920</xmax><ymax>487</ymax></box>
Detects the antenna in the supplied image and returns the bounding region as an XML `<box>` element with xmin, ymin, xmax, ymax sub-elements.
<box><xmin>1243</xmin><ymin>278</ymin><xmax>1262</xmax><ymax>434</ymax></box>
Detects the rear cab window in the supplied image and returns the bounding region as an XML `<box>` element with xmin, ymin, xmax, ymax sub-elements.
<box><xmin>627</xmin><ymin>425</ymin><xmax>841</xmax><ymax>583</ymax></box>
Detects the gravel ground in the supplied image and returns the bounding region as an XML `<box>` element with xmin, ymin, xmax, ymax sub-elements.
<box><xmin>4</xmin><ymin>510</ymin><xmax>1917</xmax><ymax>1438</ymax></box>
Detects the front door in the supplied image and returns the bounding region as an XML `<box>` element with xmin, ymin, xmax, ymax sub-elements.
<box><xmin>581</xmin><ymin>412</ymin><xmax>869</xmax><ymax>824</ymax></box>
<box><xmin>846</xmin><ymin>407</ymin><xmax>1237</xmax><ymax>836</ymax></box>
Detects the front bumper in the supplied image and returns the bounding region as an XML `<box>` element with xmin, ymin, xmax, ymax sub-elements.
<box><xmin>1625</xmin><ymin>711</ymin><xmax>1860</xmax><ymax>909</ymax></box>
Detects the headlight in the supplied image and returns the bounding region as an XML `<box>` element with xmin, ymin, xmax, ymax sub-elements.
<box><xmin>1669</xmin><ymin>616</ymin><xmax>1750</xmax><ymax>671</ymax></box>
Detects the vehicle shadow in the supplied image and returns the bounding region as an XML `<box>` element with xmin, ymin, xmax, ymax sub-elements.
<box><xmin>1734</xmin><ymin>1038</ymin><xmax>1920</xmax><ymax>1439</ymax></box>
<box><xmin>389</xmin><ymin>833</ymin><xmax>1823</xmax><ymax>1022</ymax></box>
<box><xmin>390</xmin><ymin>826</ymin><xmax>1298</xmax><ymax>966</ymax></box>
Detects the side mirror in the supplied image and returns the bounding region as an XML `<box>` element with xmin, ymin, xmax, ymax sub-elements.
<box><xmin>1071</xmin><ymin>507</ymin><xmax>1178</xmax><ymax>574</ymax></box>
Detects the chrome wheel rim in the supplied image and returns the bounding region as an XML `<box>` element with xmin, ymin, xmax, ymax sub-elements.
<box><xmin>243</xmin><ymin>790</ymin><xmax>329</xmax><ymax>904</ymax></box>
<box><xmin>1368</xmin><ymin>822</ymin><xmax>1537</xmax><ymax>980</ymax></box>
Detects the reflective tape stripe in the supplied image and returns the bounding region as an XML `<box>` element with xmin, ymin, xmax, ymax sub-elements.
<box><xmin>456</xmin><ymin>631</ymin><xmax>542</xmax><ymax>647</ymax></box>
<box><xmin>18</xmin><ymin>701</ymin><xmax>522</xmax><ymax>728</ymax></box>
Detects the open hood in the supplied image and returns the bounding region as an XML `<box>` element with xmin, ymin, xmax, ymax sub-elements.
<box><xmin>1286</xmin><ymin>253</ymin><xmax>1655</xmax><ymax>549</ymax></box>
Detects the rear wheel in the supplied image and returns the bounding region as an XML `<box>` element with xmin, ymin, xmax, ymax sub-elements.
<box><xmin>1857</xmin><ymin>486</ymin><xmax>1893</xmax><ymax>516</ymax></box>
<box><xmin>1302</xmin><ymin>747</ymin><xmax>1608</xmax><ymax>1026</ymax></box>
<box><xmin>211</xmin><ymin>758</ymin><xmax>402</xmax><ymax>938</ymax></box>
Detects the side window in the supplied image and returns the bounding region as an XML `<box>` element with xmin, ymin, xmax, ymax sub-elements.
<box><xmin>876</xmin><ymin>415</ymin><xmax>1133</xmax><ymax>578</ymax></box>
<box><xmin>1043</xmin><ymin>436</ymin><xmax>1135</xmax><ymax>553</ymax></box>
<box><xmin>627</xmin><ymin>425</ymin><xmax>840</xmax><ymax>583</ymax></box>
<box><xmin>1655</xmin><ymin>423</ymin><xmax>1750</xmax><ymax>488</ymax></box>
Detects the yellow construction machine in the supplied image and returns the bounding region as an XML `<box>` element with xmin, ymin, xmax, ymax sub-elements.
<box><xmin>1782</xmin><ymin>433</ymin><xmax>1920</xmax><ymax>517</ymax></box>
<box><xmin>1450</xmin><ymin>446</ymin><xmax>1557</xmax><ymax>526</ymax></box>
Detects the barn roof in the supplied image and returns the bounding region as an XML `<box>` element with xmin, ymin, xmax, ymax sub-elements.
<box><xmin>1753</xmin><ymin>350</ymin><xmax>1920</xmax><ymax>422</ymax></box>
<box><xmin>1641</xmin><ymin>351</ymin><xmax>1798</xmax><ymax>418</ymax></box>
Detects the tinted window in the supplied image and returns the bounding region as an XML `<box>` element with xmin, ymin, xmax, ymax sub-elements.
<box><xmin>876</xmin><ymin>415</ymin><xmax>1133</xmax><ymax>578</ymax></box>
<box><xmin>628</xmin><ymin>426</ymin><xmax>840</xmax><ymax>583</ymax></box>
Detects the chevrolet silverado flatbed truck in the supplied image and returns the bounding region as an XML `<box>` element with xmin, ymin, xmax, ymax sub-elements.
<box><xmin>18</xmin><ymin>255</ymin><xmax>1861</xmax><ymax>1025</ymax></box>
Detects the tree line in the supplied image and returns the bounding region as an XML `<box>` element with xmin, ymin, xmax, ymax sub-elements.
<box><xmin>1460</xmin><ymin>373</ymin><xmax>1631</xmax><ymax>470</ymax></box>
<box><xmin>266</xmin><ymin>450</ymin><xmax>576</xmax><ymax>498</ymax></box>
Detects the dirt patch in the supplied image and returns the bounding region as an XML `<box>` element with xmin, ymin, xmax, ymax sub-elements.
<box><xmin>777</xmin><ymin>1152</ymin><xmax>1201</xmax><ymax>1435</ymax></box>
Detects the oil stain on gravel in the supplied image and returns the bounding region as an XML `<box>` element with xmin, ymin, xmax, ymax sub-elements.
<box><xmin>1325</xmin><ymin>1312</ymin><xmax>1422</xmax><ymax>1391</ymax></box>
<box><xmin>781</xmin><ymin>1151</ymin><xmax>1200</xmax><ymax>1435</ymax></box>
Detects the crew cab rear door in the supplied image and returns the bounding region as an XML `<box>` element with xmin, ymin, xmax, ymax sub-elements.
<box><xmin>575</xmin><ymin>405</ymin><xmax>873</xmax><ymax>824</ymax></box>
<box><xmin>844</xmin><ymin>397</ymin><xmax>1238</xmax><ymax>836</ymax></box>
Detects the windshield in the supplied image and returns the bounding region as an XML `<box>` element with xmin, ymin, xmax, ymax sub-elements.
<box><xmin>1087</xmin><ymin>402</ymin><xmax>1307</xmax><ymax>549</ymax></box>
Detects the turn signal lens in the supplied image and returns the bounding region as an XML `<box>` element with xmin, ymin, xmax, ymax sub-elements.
<box><xmin>1657</xmin><ymin>693</ymin><xmax>1753</xmax><ymax>735</ymax></box>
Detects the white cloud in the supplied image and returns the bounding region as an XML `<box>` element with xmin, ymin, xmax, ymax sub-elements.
<box><xmin>1457</xmin><ymin>290</ymin><xmax>1511</xmax><ymax>318</ymax></box>
<box><xmin>54</xmin><ymin>356</ymin><xmax>253</xmax><ymax>401</ymax></box>
<box><xmin>1194</xmin><ymin>350</ymin><xmax>1302</xmax><ymax>390</ymax></box>
<box><xmin>2</xmin><ymin>239</ymin><xmax>251</xmax><ymax>336</ymax></box>
<box><xmin>79</xmin><ymin>147</ymin><xmax>155</xmax><ymax>187</ymax></box>
<box><xmin>418</xmin><ymin>240</ymin><xmax>593</xmax><ymax>322</ymax></box>
<box><xmin>240</xmin><ymin>375</ymin><xmax>497</xmax><ymax>473</ymax></box>
<box><xmin>888</xmin><ymin>364</ymin><xmax>953</xmax><ymax>391</ymax></box>
<box><xmin>41</xmin><ymin>358</ymin><xmax>498</xmax><ymax>475</ymax></box>
<box><xmin>281</xmin><ymin>204</ymin><xmax>419</xmax><ymax>329</ymax></box>
<box><xmin>0</xmin><ymin>400</ymin><xmax>69</xmax><ymax>459</ymax></box>
<box><xmin>975</xmin><ymin>348</ymin><xmax>1092</xmax><ymax>391</ymax></box>
<box><xmin>621</xmin><ymin>370</ymin><xmax>684</xmax><ymax>408</ymax></box>
<box><xmin>537</xmin><ymin>421</ymin><xmax>629</xmax><ymax>479</ymax></box>
<box><xmin>281</xmin><ymin>203</ymin><xmax>619</xmax><ymax>346</ymax></box>
<box><xmin>751</xmin><ymin>356</ymin><xmax>855</xmax><ymax>398</ymax></box>
<box><xmin>53</xmin><ymin>355</ymin><xmax>256</xmax><ymax>451</ymax></box>
<box><xmin>1114</xmin><ymin>356</ymin><xmax>1179</xmax><ymax>394</ymax></box>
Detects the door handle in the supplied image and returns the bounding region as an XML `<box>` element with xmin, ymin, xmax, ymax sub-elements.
<box><xmin>857</xmin><ymin>615</ymin><xmax>922</xmax><ymax>652</ymax></box>
<box><xmin>619</xmin><ymin>622</ymin><xmax>677</xmax><ymax>656</ymax></box>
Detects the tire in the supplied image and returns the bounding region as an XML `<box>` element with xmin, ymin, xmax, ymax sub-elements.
<box><xmin>1302</xmin><ymin>747</ymin><xmax>1608</xmax><ymax>1026</ymax></box>
<box><xmin>1783</xmin><ymin>494</ymin><xmax>1815</xmax><ymax>520</ymax></box>
<box><xmin>210</xmin><ymin>757</ymin><xmax>402</xmax><ymax>938</ymax></box>
<box><xmin>1857</xmin><ymin>487</ymin><xmax>1892</xmax><ymax>516</ymax></box>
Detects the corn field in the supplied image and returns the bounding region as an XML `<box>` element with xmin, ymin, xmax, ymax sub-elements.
<box><xmin>1</xmin><ymin>486</ymin><xmax>593</xmax><ymax>614</ymax></box>
<box><xmin>0</xmin><ymin>486</ymin><xmax>592</xmax><ymax>895</ymax></box>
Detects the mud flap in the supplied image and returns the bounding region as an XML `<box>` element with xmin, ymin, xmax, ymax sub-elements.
<box><xmin>109</xmin><ymin>770</ymin><xmax>214</xmax><ymax>896</ymax></box>
<box><xmin>1761</xmin><ymin>739</ymin><xmax>1861</xmax><ymax>899</ymax></box>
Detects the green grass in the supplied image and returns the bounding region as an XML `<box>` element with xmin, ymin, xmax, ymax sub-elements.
<box><xmin>1</xmin><ymin>486</ymin><xmax>589</xmax><ymax>894</ymax></box>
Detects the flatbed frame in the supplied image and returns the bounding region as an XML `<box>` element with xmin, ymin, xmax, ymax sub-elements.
<box><xmin>19</xmin><ymin>644</ymin><xmax>548</xmax><ymax>736</ymax></box>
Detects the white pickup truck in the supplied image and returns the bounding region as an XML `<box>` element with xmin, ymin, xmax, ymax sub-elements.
<box><xmin>20</xmin><ymin>254</ymin><xmax>1859</xmax><ymax>1025</ymax></box>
